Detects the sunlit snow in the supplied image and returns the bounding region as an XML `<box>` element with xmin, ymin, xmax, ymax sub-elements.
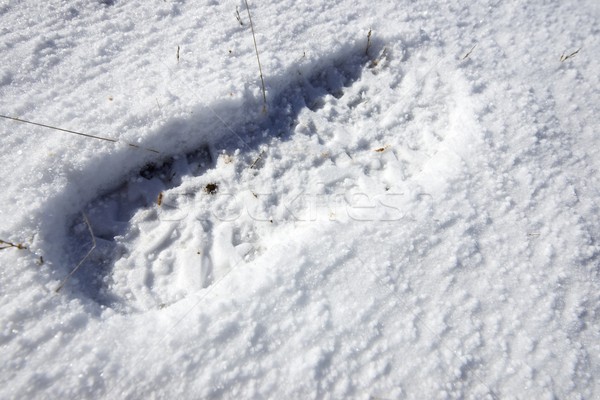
<box><xmin>1</xmin><ymin>0</ymin><xmax>599</xmax><ymax>398</ymax></box>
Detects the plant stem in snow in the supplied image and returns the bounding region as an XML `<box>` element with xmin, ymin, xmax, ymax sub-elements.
<box><xmin>0</xmin><ymin>114</ymin><xmax>160</xmax><ymax>154</ymax></box>
<box><xmin>0</xmin><ymin>239</ymin><xmax>27</xmax><ymax>250</ymax></box>
<box><xmin>243</xmin><ymin>0</ymin><xmax>267</xmax><ymax>113</ymax></box>
<box><xmin>55</xmin><ymin>213</ymin><xmax>97</xmax><ymax>293</ymax></box>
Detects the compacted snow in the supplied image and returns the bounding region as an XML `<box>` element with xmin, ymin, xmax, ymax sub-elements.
<box><xmin>1</xmin><ymin>0</ymin><xmax>599</xmax><ymax>398</ymax></box>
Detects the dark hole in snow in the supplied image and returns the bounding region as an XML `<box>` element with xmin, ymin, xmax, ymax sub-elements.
<box><xmin>205</xmin><ymin>183</ymin><xmax>218</xmax><ymax>194</ymax></box>
<box><xmin>139</xmin><ymin>158</ymin><xmax>174</xmax><ymax>180</ymax></box>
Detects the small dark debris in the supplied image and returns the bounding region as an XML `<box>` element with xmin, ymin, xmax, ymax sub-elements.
<box><xmin>205</xmin><ymin>183</ymin><xmax>218</xmax><ymax>194</ymax></box>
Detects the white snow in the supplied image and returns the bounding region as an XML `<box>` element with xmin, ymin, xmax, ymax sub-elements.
<box><xmin>1</xmin><ymin>0</ymin><xmax>600</xmax><ymax>398</ymax></box>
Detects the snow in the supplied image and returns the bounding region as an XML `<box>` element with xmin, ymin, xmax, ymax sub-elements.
<box><xmin>1</xmin><ymin>0</ymin><xmax>600</xmax><ymax>398</ymax></box>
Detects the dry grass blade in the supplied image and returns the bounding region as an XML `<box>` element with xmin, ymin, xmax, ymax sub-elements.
<box><xmin>1</xmin><ymin>114</ymin><xmax>160</xmax><ymax>154</ymax></box>
<box><xmin>0</xmin><ymin>239</ymin><xmax>27</xmax><ymax>250</ymax></box>
<box><xmin>366</xmin><ymin>29</ymin><xmax>372</xmax><ymax>56</ymax></box>
<box><xmin>55</xmin><ymin>213</ymin><xmax>96</xmax><ymax>293</ymax></box>
<box><xmin>249</xmin><ymin>149</ymin><xmax>265</xmax><ymax>169</ymax></box>
<box><xmin>235</xmin><ymin>6</ymin><xmax>244</xmax><ymax>26</ymax></box>
<box><xmin>462</xmin><ymin>44</ymin><xmax>477</xmax><ymax>60</ymax></box>
<box><xmin>243</xmin><ymin>0</ymin><xmax>267</xmax><ymax>113</ymax></box>
<box><xmin>560</xmin><ymin>47</ymin><xmax>581</xmax><ymax>62</ymax></box>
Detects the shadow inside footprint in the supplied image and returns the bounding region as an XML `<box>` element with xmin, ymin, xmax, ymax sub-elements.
<box><xmin>50</xmin><ymin>39</ymin><xmax>384</xmax><ymax>312</ymax></box>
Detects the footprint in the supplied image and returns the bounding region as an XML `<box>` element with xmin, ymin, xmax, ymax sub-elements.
<box><xmin>52</xmin><ymin>41</ymin><xmax>378</xmax><ymax>312</ymax></box>
<box><xmin>49</xmin><ymin>37</ymin><xmax>467</xmax><ymax>313</ymax></box>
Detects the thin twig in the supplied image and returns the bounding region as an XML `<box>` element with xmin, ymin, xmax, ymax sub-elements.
<box><xmin>0</xmin><ymin>114</ymin><xmax>160</xmax><ymax>154</ymax></box>
<box><xmin>462</xmin><ymin>44</ymin><xmax>477</xmax><ymax>60</ymax></box>
<box><xmin>243</xmin><ymin>0</ymin><xmax>267</xmax><ymax>113</ymax></box>
<box><xmin>249</xmin><ymin>150</ymin><xmax>265</xmax><ymax>169</ymax></box>
<box><xmin>0</xmin><ymin>239</ymin><xmax>27</xmax><ymax>250</ymax></box>
<box><xmin>366</xmin><ymin>29</ymin><xmax>372</xmax><ymax>56</ymax></box>
<box><xmin>55</xmin><ymin>213</ymin><xmax>97</xmax><ymax>293</ymax></box>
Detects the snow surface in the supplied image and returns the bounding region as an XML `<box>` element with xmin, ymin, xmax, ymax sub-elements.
<box><xmin>1</xmin><ymin>0</ymin><xmax>600</xmax><ymax>398</ymax></box>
